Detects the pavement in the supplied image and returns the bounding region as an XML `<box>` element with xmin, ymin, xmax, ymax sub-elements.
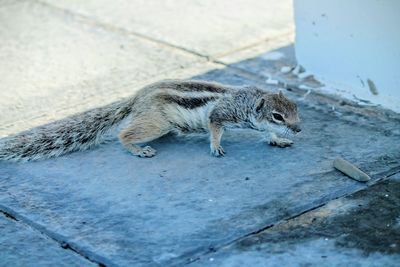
<box><xmin>1</xmin><ymin>1</ymin><xmax>400</xmax><ymax>266</ymax></box>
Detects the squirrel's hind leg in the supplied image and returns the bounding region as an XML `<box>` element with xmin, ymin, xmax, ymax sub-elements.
<box><xmin>119</xmin><ymin>116</ymin><xmax>171</xmax><ymax>158</ymax></box>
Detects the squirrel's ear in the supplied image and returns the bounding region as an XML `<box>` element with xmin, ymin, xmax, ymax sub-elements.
<box><xmin>256</xmin><ymin>98</ymin><xmax>265</xmax><ymax>113</ymax></box>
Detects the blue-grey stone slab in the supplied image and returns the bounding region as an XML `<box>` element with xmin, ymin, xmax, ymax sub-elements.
<box><xmin>1</xmin><ymin>70</ymin><xmax>399</xmax><ymax>266</ymax></box>
<box><xmin>228</xmin><ymin>44</ymin><xmax>297</xmax><ymax>79</ymax></box>
<box><xmin>0</xmin><ymin>213</ymin><xmax>95</xmax><ymax>267</ymax></box>
<box><xmin>193</xmin><ymin>239</ymin><xmax>400</xmax><ymax>267</ymax></box>
<box><xmin>192</xmin><ymin>174</ymin><xmax>400</xmax><ymax>267</ymax></box>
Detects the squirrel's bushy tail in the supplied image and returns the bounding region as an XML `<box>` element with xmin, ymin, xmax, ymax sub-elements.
<box><xmin>0</xmin><ymin>98</ymin><xmax>134</xmax><ymax>162</ymax></box>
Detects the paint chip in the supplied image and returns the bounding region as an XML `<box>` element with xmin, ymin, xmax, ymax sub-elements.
<box><xmin>367</xmin><ymin>79</ymin><xmax>379</xmax><ymax>95</ymax></box>
<box><xmin>280</xmin><ymin>66</ymin><xmax>293</xmax><ymax>74</ymax></box>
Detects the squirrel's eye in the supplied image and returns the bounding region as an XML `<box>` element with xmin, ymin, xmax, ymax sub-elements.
<box><xmin>272</xmin><ymin>113</ymin><xmax>284</xmax><ymax>121</ymax></box>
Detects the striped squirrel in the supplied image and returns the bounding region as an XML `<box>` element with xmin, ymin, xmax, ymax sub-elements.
<box><xmin>0</xmin><ymin>80</ymin><xmax>301</xmax><ymax>161</ymax></box>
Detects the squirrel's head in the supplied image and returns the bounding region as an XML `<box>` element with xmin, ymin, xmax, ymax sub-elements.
<box><xmin>254</xmin><ymin>90</ymin><xmax>301</xmax><ymax>134</ymax></box>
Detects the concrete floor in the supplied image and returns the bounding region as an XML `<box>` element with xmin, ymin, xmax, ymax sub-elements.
<box><xmin>1</xmin><ymin>1</ymin><xmax>400</xmax><ymax>266</ymax></box>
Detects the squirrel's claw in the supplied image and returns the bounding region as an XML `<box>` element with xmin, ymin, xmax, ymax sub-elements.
<box><xmin>211</xmin><ymin>146</ymin><xmax>225</xmax><ymax>157</ymax></box>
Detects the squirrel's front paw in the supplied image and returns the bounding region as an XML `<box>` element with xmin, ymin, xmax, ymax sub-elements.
<box><xmin>210</xmin><ymin>145</ymin><xmax>225</xmax><ymax>157</ymax></box>
<box><xmin>269</xmin><ymin>137</ymin><xmax>293</xmax><ymax>148</ymax></box>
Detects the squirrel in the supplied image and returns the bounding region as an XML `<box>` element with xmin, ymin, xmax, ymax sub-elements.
<box><xmin>0</xmin><ymin>80</ymin><xmax>301</xmax><ymax>161</ymax></box>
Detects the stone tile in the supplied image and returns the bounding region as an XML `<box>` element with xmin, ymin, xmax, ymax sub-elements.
<box><xmin>194</xmin><ymin>240</ymin><xmax>400</xmax><ymax>267</ymax></box>
<box><xmin>217</xmin><ymin>33</ymin><xmax>294</xmax><ymax>65</ymax></box>
<box><xmin>225</xmin><ymin>43</ymin><xmax>298</xmax><ymax>80</ymax></box>
<box><xmin>193</xmin><ymin>175</ymin><xmax>400</xmax><ymax>267</ymax></box>
<box><xmin>0</xmin><ymin>213</ymin><xmax>95</xmax><ymax>267</ymax></box>
<box><xmin>0</xmin><ymin>1</ymin><xmax>204</xmax><ymax>136</ymax></box>
<box><xmin>41</xmin><ymin>0</ymin><xmax>294</xmax><ymax>57</ymax></box>
<box><xmin>1</xmin><ymin>68</ymin><xmax>399</xmax><ymax>266</ymax></box>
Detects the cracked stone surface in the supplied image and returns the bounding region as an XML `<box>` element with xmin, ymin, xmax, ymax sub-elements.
<box><xmin>1</xmin><ymin>1</ymin><xmax>400</xmax><ymax>266</ymax></box>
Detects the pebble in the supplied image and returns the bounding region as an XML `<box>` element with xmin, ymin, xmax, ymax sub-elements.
<box><xmin>280</xmin><ymin>66</ymin><xmax>293</xmax><ymax>74</ymax></box>
<box><xmin>333</xmin><ymin>158</ymin><xmax>371</xmax><ymax>182</ymax></box>
<box><xmin>292</xmin><ymin>64</ymin><xmax>302</xmax><ymax>75</ymax></box>
<box><xmin>266</xmin><ymin>77</ymin><xmax>279</xmax><ymax>85</ymax></box>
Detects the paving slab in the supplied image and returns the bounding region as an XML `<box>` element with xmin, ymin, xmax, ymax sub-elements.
<box><xmin>192</xmin><ymin>174</ymin><xmax>400</xmax><ymax>267</ymax></box>
<box><xmin>1</xmin><ymin>66</ymin><xmax>400</xmax><ymax>266</ymax></box>
<box><xmin>0</xmin><ymin>213</ymin><xmax>95</xmax><ymax>267</ymax></box>
<box><xmin>40</xmin><ymin>0</ymin><xmax>294</xmax><ymax>57</ymax></box>
<box><xmin>217</xmin><ymin>34</ymin><xmax>294</xmax><ymax>66</ymax></box>
<box><xmin>0</xmin><ymin>1</ymin><xmax>205</xmax><ymax>136</ymax></box>
<box><xmin>221</xmin><ymin>43</ymin><xmax>297</xmax><ymax>80</ymax></box>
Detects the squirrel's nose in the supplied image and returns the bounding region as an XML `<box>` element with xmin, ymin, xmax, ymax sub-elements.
<box><xmin>291</xmin><ymin>125</ymin><xmax>301</xmax><ymax>133</ymax></box>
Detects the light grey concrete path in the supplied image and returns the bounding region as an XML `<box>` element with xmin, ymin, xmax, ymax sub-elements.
<box><xmin>0</xmin><ymin>0</ymin><xmax>293</xmax><ymax>137</ymax></box>
<box><xmin>1</xmin><ymin>1</ymin><xmax>400</xmax><ymax>267</ymax></box>
<box><xmin>40</xmin><ymin>0</ymin><xmax>294</xmax><ymax>57</ymax></box>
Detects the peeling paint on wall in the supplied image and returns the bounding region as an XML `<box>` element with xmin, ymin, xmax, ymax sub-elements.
<box><xmin>367</xmin><ymin>79</ymin><xmax>379</xmax><ymax>96</ymax></box>
<box><xmin>294</xmin><ymin>0</ymin><xmax>400</xmax><ymax>112</ymax></box>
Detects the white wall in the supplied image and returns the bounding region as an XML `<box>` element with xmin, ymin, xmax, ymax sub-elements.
<box><xmin>294</xmin><ymin>0</ymin><xmax>400</xmax><ymax>111</ymax></box>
